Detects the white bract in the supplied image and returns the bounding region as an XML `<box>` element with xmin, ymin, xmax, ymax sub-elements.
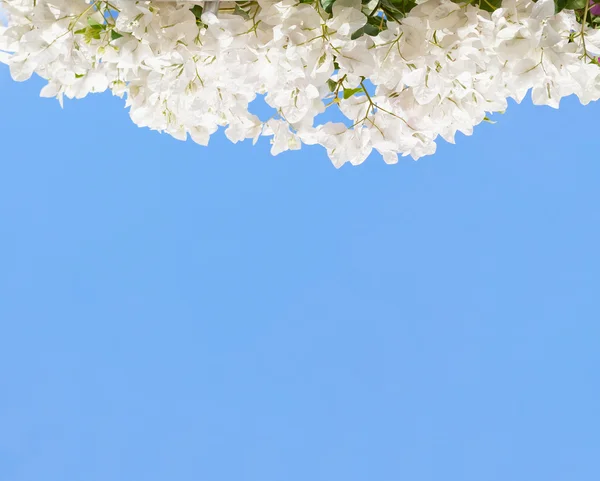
<box><xmin>1</xmin><ymin>0</ymin><xmax>599</xmax><ymax>166</ymax></box>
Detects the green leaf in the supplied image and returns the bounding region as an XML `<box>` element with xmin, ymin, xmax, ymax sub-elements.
<box><xmin>75</xmin><ymin>73</ymin><xmax>85</xmax><ymax>78</ymax></box>
<box><xmin>351</xmin><ymin>15</ymin><xmax>385</xmax><ymax>39</ymax></box>
<box><xmin>327</xmin><ymin>79</ymin><xmax>338</xmax><ymax>92</ymax></box>
<box><xmin>320</xmin><ymin>0</ymin><xmax>337</xmax><ymax>14</ymax></box>
<box><xmin>366</xmin><ymin>17</ymin><xmax>385</xmax><ymax>34</ymax></box>
<box><xmin>343</xmin><ymin>87</ymin><xmax>364</xmax><ymax>99</ymax></box>
<box><xmin>351</xmin><ymin>27</ymin><xmax>365</xmax><ymax>40</ymax></box>
<box><xmin>190</xmin><ymin>4</ymin><xmax>204</xmax><ymax>20</ymax></box>
<box><xmin>317</xmin><ymin>52</ymin><xmax>328</xmax><ymax>68</ymax></box>
<box><xmin>110</xmin><ymin>30</ymin><xmax>123</xmax><ymax>40</ymax></box>
<box><xmin>477</xmin><ymin>0</ymin><xmax>502</xmax><ymax>13</ymax></box>
<box><xmin>565</xmin><ymin>0</ymin><xmax>586</xmax><ymax>8</ymax></box>
<box><xmin>87</xmin><ymin>17</ymin><xmax>104</xmax><ymax>28</ymax></box>
<box><xmin>362</xmin><ymin>0</ymin><xmax>380</xmax><ymax>14</ymax></box>
<box><xmin>234</xmin><ymin>4</ymin><xmax>251</xmax><ymax>19</ymax></box>
<box><xmin>75</xmin><ymin>24</ymin><xmax>104</xmax><ymax>42</ymax></box>
<box><xmin>381</xmin><ymin>0</ymin><xmax>417</xmax><ymax>17</ymax></box>
<box><xmin>554</xmin><ymin>0</ymin><xmax>568</xmax><ymax>13</ymax></box>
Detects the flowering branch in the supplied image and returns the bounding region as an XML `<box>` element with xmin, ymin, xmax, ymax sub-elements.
<box><xmin>1</xmin><ymin>0</ymin><xmax>600</xmax><ymax>167</ymax></box>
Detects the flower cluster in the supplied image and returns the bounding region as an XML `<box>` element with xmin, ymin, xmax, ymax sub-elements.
<box><xmin>2</xmin><ymin>0</ymin><xmax>600</xmax><ymax>166</ymax></box>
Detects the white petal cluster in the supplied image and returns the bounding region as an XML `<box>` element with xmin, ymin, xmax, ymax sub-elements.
<box><xmin>2</xmin><ymin>0</ymin><xmax>600</xmax><ymax>166</ymax></box>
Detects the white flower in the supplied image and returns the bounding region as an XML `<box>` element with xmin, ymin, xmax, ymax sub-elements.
<box><xmin>327</xmin><ymin>0</ymin><xmax>367</xmax><ymax>38</ymax></box>
<box><xmin>0</xmin><ymin>0</ymin><xmax>598</xmax><ymax>166</ymax></box>
<box><xmin>264</xmin><ymin>119</ymin><xmax>301</xmax><ymax>155</ymax></box>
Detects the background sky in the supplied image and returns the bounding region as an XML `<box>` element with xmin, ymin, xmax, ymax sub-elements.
<box><xmin>1</xmin><ymin>66</ymin><xmax>599</xmax><ymax>481</ymax></box>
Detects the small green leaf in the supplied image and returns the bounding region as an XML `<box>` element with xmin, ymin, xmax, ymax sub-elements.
<box><xmin>343</xmin><ymin>87</ymin><xmax>364</xmax><ymax>99</ymax></box>
<box><xmin>351</xmin><ymin>15</ymin><xmax>385</xmax><ymax>39</ymax></box>
<box><xmin>351</xmin><ymin>28</ymin><xmax>362</xmax><ymax>40</ymax></box>
<box><xmin>110</xmin><ymin>30</ymin><xmax>123</xmax><ymax>40</ymax></box>
<box><xmin>554</xmin><ymin>0</ymin><xmax>568</xmax><ymax>13</ymax></box>
<box><xmin>190</xmin><ymin>4</ymin><xmax>204</xmax><ymax>20</ymax></box>
<box><xmin>327</xmin><ymin>79</ymin><xmax>338</xmax><ymax>92</ymax></box>
<box><xmin>320</xmin><ymin>0</ymin><xmax>337</xmax><ymax>14</ymax></box>
<box><xmin>565</xmin><ymin>0</ymin><xmax>586</xmax><ymax>8</ymax></box>
<box><xmin>478</xmin><ymin>0</ymin><xmax>502</xmax><ymax>12</ymax></box>
<box><xmin>317</xmin><ymin>52</ymin><xmax>328</xmax><ymax>68</ymax></box>
<box><xmin>87</xmin><ymin>17</ymin><xmax>104</xmax><ymax>28</ymax></box>
<box><xmin>234</xmin><ymin>4</ymin><xmax>251</xmax><ymax>19</ymax></box>
<box><xmin>364</xmin><ymin>22</ymin><xmax>383</xmax><ymax>35</ymax></box>
<box><xmin>381</xmin><ymin>0</ymin><xmax>417</xmax><ymax>17</ymax></box>
<box><xmin>75</xmin><ymin>73</ymin><xmax>85</xmax><ymax>78</ymax></box>
<box><xmin>362</xmin><ymin>0</ymin><xmax>380</xmax><ymax>14</ymax></box>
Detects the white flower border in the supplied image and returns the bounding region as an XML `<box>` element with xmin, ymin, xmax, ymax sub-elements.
<box><xmin>2</xmin><ymin>0</ymin><xmax>600</xmax><ymax>166</ymax></box>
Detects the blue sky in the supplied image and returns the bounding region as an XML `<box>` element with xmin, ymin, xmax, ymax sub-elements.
<box><xmin>1</xmin><ymin>67</ymin><xmax>599</xmax><ymax>481</ymax></box>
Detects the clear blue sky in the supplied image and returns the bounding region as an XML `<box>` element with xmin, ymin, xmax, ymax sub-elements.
<box><xmin>1</xmin><ymin>67</ymin><xmax>599</xmax><ymax>481</ymax></box>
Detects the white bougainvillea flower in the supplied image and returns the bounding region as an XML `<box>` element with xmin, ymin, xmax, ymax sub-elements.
<box><xmin>327</xmin><ymin>0</ymin><xmax>367</xmax><ymax>37</ymax></box>
<box><xmin>1</xmin><ymin>0</ymin><xmax>599</xmax><ymax>167</ymax></box>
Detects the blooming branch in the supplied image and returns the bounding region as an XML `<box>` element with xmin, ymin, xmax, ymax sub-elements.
<box><xmin>2</xmin><ymin>0</ymin><xmax>600</xmax><ymax>166</ymax></box>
